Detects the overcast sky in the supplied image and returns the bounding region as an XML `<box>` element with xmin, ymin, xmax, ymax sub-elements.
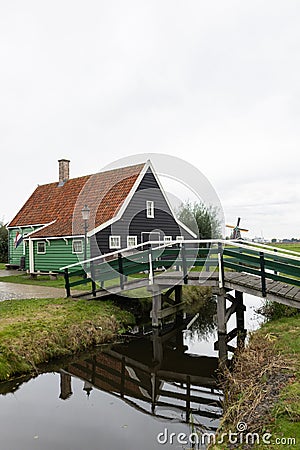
<box><xmin>1</xmin><ymin>1</ymin><xmax>300</xmax><ymax>239</ymax></box>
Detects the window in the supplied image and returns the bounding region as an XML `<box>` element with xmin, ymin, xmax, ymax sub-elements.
<box><xmin>109</xmin><ymin>235</ymin><xmax>121</xmax><ymax>249</ymax></box>
<box><xmin>164</xmin><ymin>236</ymin><xmax>172</xmax><ymax>244</ymax></box>
<box><xmin>176</xmin><ymin>236</ymin><xmax>184</xmax><ymax>241</ymax></box>
<box><xmin>37</xmin><ymin>241</ymin><xmax>46</xmax><ymax>254</ymax></box>
<box><xmin>127</xmin><ymin>236</ymin><xmax>137</xmax><ymax>248</ymax></box>
<box><xmin>72</xmin><ymin>239</ymin><xmax>83</xmax><ymax>254</ymax></box>
<box><xmin>146</xmin><ymin>201</ymin><xmax>154</xmax><ymax>218</ymax></box>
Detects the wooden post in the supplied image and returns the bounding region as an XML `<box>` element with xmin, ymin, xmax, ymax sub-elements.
<box><xmin>118</xmin><ymin>253</ymin><xmax>124</xmax><ymax>290</ymax></box>
<box><xmin>64</xmin><ymin>268</ymin><xmax>71</xmax><ymax>297</ymax></box>
<box><xmin>260</xmin><ymin>252</ymin><xmax>267</xmax><ymax>297</ymax></box>
<box><xmin>205</xmin><ymin>242</ymin><xmax>210</xmax><ymax>271</ymax></box>
<box><xmin>148</xmin><ymin>245</ymin><xmax>154</xmax><ymax>284</ymax></box>
<box><xmin>151</xmin><ymin>285</ymin><xmax>162</xmax><ymax>328</ymax></box>
<box><xmin>59</xmin><ymin>371</ymin><xmax>72</xmax><ymax>400</ymax></box>
<box><xmin>152</xmin><ymin>328</ymin><xmax>163</xmax><ymax>364</ymax></box>
<box><xmin>186</xmin><ymin>375</ymin><xmax>191</xmax><ymax>423</ymax></box>
<box><xmin>274</xmin><ymin>248</ymin><xmax>278</xmax><ymax>275</ymax></box>
<box><xmin>218</xmin><ymin>334</ymin><xmax>227</xmax><ymax>367</ymax></box>
<box><xmin>175</xmin><ymin>285</ymin><xmax>183</xmax><ymax>324</ymax></box>
<box><xmin>235</xmin><ymin>290</ymin><xmax>246</xmax><ymax>348</ymax></box>
<box><xmin>120</xmin><ymin>356</ymin><xmax>126</xmax><ymax>398</ymax></box>
<box><xmin>217</xmin><ymin>290</ymin><xmax>227</xmax><ymax>365</ymax></box>
<box><xmin>151</xmin><ymin>373</ymin><xmax>157</xmax><ymax>414</ymax></box>
<box><xmin>181</xmin><ymin>243</ymin><xmax>188</xmax><ymax>284</ymax></box>
<box><xmin>90</xmin><ymin>260</ymin><xmax>97</xmax><ymax>297</ymax></box>
<box><xmin>174</xmin><ymin>285</ymin><xmax>182</xmax><ymax>303</ymax></box>
<box><xmin>218</xmin><ymin>242</ymin><xmax>225</xmax><ymax>289</ymax></box>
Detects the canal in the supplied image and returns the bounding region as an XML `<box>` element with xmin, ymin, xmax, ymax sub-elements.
<box><xmin>0</xmin><ymin>293</ymin><xmax>264</xmax><ymax>450</ymax></box>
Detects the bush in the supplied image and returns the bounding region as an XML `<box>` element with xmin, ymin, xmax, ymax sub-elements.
<box><xmin>0</xmin><ymin>222</ymin><xmax>8</xmax><ymax>263</ymax></box>
<box><xmin>258</xmin><ymin>299</ymin><xmax>299</xmax><ymax>321</ymax></box>
<box><xmin>176</xmin><ymin>200</ymin><xmax>222</xmax><ymax>239</ymax></box>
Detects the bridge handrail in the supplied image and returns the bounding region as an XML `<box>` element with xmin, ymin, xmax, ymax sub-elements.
<box><xmin>61</xmin><ymin>240</ymin><xmax>178</xmax><ymax>271</ymax></box>
<box><xmin>221</xmin><ymin>240</ymin><xmax>300</xmax><ymax>263</ymax></box>
<box><xmin>236</xmin><ymin>240</ymin><xmax>300</xmax><ymax>257</ymax></box>
<box><xmin>60</xmin><ymin>239</ymin><xmax>300</xmax><ymax>271</ymax></box>
<box><xmin>61</xmin><ymin>237</ymin><xmax>300</xmax><ymax>298</ymax></box>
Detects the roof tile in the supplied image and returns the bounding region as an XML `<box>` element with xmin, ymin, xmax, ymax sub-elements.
<box><xmin>8</xmin><ymin>163</ymin><xmax>144</xmax><ymax>238</ymax></box>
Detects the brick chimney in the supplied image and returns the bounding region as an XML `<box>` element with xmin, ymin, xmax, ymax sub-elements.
<box><xmin>58</xmin><ymin>159</ymin><xmax>70</xmax><ymax>186</ymax></box>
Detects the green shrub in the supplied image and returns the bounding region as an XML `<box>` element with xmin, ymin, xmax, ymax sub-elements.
<box><xmin>259</xmin><ymin>299</ymin><xmax>299</xmax><ymax>320</ymax></box>
<box><xmin>0</xmin><ymin>222</ymin><xmax>8</xmax><ymax>263</ymax></box>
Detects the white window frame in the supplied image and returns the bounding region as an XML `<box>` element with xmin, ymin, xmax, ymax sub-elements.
<box><xmin>72</xmin><ymin>239</ymin><xmax>83</xmax><ymax>254</ymax></box>
<box><xmin>164</xmin><ymin>236</ymin><xmax>173</xmax><ymax>244</ymax></box>
<box><xmin>127</xmin><ymin>236</ymin><xmax>137</xmax><ymax>248</ymax></box>
<box><xmin>37</xmin><ymin>241</ymin><xmax>46</xmax><ymax>254</ymax></box>
<box><xmin>176</xmin><ymin>236</ymin><xmax>184</xmax><ymax>242</ymax></box>
<box><xmin>146</xmin><ymin>200</ymin><xmax>154</xmax><ymax>218</ymax></box>
<box><xmin>109</xmin><ymin>235</ymin><xmax>121</xmax><ymax>249</ymax></box>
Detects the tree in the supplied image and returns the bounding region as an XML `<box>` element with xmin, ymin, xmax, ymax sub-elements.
<box><xmin>0</xmin><ymin>222</ymin><xmax>8</xmax><ymax>262</ymax></box>
<box><xmin>176</xmin><ymin>201</ymin><xmax>222</xmax><ymax>239</ymax></box>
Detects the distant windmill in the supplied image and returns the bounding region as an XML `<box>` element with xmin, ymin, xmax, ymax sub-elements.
<box><xmin>226</xmin><ymin>217</ymin><xmax>249</xmax><ymax>240</ymax></box>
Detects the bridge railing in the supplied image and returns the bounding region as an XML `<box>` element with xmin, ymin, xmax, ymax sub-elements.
<box><xmin>60</xmin><ymin>239</ymin><xmax>300</xmax><ymax>297</ymax></box>
<box><xmin>223</xmin><ymin>243</ymin><xmax>300</xmax><ymax>296</ymax></box>
<box><xmin>60</xmin><ymin>239</ymin><xmax>222</xmax><ymax>296</ymax></box>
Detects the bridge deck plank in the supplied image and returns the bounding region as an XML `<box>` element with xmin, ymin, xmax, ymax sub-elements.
<box><xmin>267</xmin><ymin>281</ymin><xmax>287</xmax><ymax>294</ymax></box>
<box><xmin>285</xmin><ymin>286</ymin><xmax>300</xmax><ymax>299</ymax></box>
<box><xmin>225</xmin><ymin>272</ymin><xmax>247</xmax><ymax>283</ymax></box>
<box><xmin>294</xmin><ymin>291</ymin><xmax>300</xmax><ymax>301</ymax></box>
<box><xmin>237</xmin><ymin>275</ymin><xmax>261</xmax><ymax>288</ymax></box>
<box><xmin>274</xmin><ymin>284</ymin><xmax>298</xmax><ymax>297</ymax></box>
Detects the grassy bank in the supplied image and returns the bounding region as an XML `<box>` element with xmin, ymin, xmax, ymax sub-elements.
<box><xmin>212</xmin><ymin>315</ymin><xmax>300</xmax><ymax>449</ymax></box>
<box><xmin>0</xmin><ymin>272</ymin><xmax>87</xmax><ymax>291</ymax></box>
<box><xmin>0</xmin><ymin>271</ymin><xmax>149</xmax><ymax>294</ymax></box>
<box><xmin>0</xmin><ymin>297</ymin><xmax>135</xmax><ymax>382</ymax></box>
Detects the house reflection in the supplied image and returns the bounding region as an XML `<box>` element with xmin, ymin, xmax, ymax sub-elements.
<box><xmin>59</xmin><ymin>325</ymin><xmax>223</xmax><ymax>431</ymax></box>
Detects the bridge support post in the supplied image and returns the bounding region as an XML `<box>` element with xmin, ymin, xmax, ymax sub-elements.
<box><xmin>151</xmin><ymin>285</ymin><xmax>162</xmax><ymax>328</ymax></box>
<box><xmin>175</xmin><ymin>285</ymin><xmax>183</xmax><ymax>325</ymax></box>
<box><xmin>216</xmin><ymin>289</ymin><xmax>228</xmax><ymax>366</ymax></box>
<box><xmin>235</xmin><ymin>290</ymin><xmax>246</xmax><ymax>348</ymax></box>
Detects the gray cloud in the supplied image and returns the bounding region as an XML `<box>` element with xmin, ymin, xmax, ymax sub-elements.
<box><xmin>1</xmin><ymin>1</ymin><xmax>299</xmax><ymax>239</ymax></box>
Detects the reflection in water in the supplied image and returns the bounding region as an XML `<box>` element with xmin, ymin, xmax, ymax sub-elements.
<box><xmin>0</xmin><ymin>295</ymin><xmax>265</xmax><ymax>450</ymax></box>
<box><xmin>60</xmin><ymin>323</ymin><xmax>222</xmax><ymax>431</ymax></box>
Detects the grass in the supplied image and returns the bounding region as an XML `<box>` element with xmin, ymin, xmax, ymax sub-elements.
<box><xmin>211</xmin><ymin>315</ymin><xmax>300</xmax><ymax>449</ymax></box>
<box><xmin>0</xmin><ymin>272</ymin><xmax>88</xmax><ymax>291</ymax></box>
<box><xmin>0</xmin><ymin>297</ymin><xmax>135</xmax><ymax>381</ymax></box>
<box><xmin>270</xmin><ymin>242</ymin><xmax>300</xmax><ymax>253</ymax></box>
<box><xmin>259</xmin><ymin>316</ymin><xmax>300</xmax><ymax>448</ymax></box>
<box><xmin>0</xmin><ymin>263</ymin><xmax>6</xmax><ymax>270</ymax></box>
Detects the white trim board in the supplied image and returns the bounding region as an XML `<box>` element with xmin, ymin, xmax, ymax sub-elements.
<box><xmin>24</xmin><ymin>234</ymin><xmax>85</xmax><ymax>241</ymax></box>
<box><xmin>24</xmin><ymin>221</ymin><xmax>57</xmax><ymax>238</ymax></box>
<box><xmin>7</xmin><ymin>223</ymin><xmax>49</xmax><ymax>229</ymax></box>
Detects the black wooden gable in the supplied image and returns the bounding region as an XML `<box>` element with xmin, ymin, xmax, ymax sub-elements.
<box><xmin>92</xmin><ymin>166</ymin><xmax>194</xmax><ymax>256</ymax></box>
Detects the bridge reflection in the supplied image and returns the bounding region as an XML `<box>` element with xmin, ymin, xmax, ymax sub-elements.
<box><xmin>60</xmin><ymin>324</ymin><xmax>223</xmax><ymax>431</ymax></box>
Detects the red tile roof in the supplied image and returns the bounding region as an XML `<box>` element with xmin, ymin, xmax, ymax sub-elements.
<box><xmin>8</xmin><ymin>163</ymin><xmax>145</xmax><ymax>238</ymax></box>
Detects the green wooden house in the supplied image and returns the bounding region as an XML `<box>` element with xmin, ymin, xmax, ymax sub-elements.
<box><xmin>7</xmin><ymin>159</ymin><xmax>195</xmax><ymax>274</ymax></box>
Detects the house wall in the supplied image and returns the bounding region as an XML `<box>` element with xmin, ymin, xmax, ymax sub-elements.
<box><xmin>8</xmin><ymin>227</ymin><xmax>38</xmax><ymax>267</ymax></box>
<box><xmin>31</xmin><ymin>238</ymin><xmax>90</xmax><ymax>272</ymax></box>
<box><xmin>92</xmin><ymin>168</ymin><xmax>195</xmax><ymax>256</ymax></box>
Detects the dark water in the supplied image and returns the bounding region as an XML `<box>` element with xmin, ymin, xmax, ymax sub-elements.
<box><xmin>0</xmin><ymin>294</ymin><xmax>264</xmax><ymax>450</ymax></box>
